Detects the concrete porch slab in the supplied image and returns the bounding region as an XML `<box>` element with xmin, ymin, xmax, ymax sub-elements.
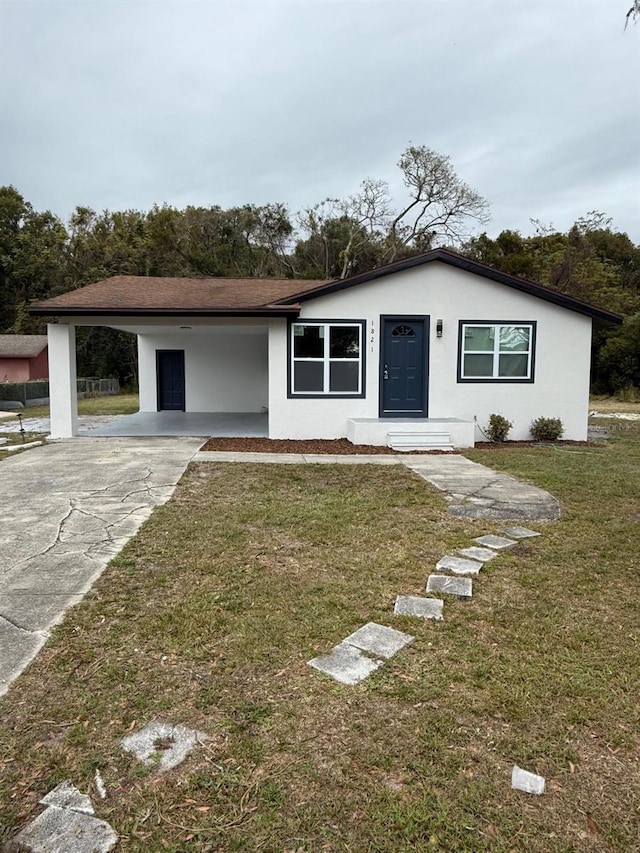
<box><xmin>80</xmin><ymin>411</ymin><xmax>269</xmax><ymax>438</ymax></box>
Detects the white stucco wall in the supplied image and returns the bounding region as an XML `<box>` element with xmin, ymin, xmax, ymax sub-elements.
<box><xmin>47</xmin><ymin>323</ymin><xmax>78</xmax><ymax>438</ymax></box>
<box><xmin>268</xmin><ymin>262</ymin><xmax>593</xmax><ymax>441</ymax></box>
<box><xmin>138</xmin><ymin>328</ymin><xmax>268</xmax><ymax>412</ymax></box>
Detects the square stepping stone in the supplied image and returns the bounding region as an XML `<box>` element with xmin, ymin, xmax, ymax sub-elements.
<box><xmin>121</xmin><ymin>722</ymin><xmax>207</xmax><ymax>773</ymax></box>
<box><xmin>308</xmin><ymin>641</ymin><xmax>383</xmax><ymax>685</ymax></box>
<box><xmin>457</xmin><ymin>546</ymin><xmax>497</xmax><ymax>562</ymax></box>
<box><xmin>503</xmin><ymin>526</ymin><xmax>541</xmax><ymax>539</ymax></box>
<box><xmin>40</xmin><ymin>780</ymin><xmax>94</xmax><ymax>815</ymax></box>
<box><xmin>436</xmin><ymin>555</ymin><xmax>482</xmax><ymax>576</ymax></box>
<box><xmin>343</xmin><ymin>622</ymin><xmax>414</xmax><ymax>659</ymax></box>
<box><xmin>473</xmin><ymin>534</ymin><xmax>518</xmax><ymax>551</ymax></box>
<box><xmin>426</xmin><ymin>574</ymin><xmax>473</xmax><ymax>599</ymax></box>
<box><xmin>8</xmin><ymin>807</ymin><xmax>118</xmax><ymax>853</ymax></box>
<box><xmin>511</xmin><ymin>764</ymin><xmax>545</xmax><ymax>795</ymax></box>
<box><xmin>394</xmin><ymin>595</ymin><xmax>444</xmax><ymax>620</ymax></box>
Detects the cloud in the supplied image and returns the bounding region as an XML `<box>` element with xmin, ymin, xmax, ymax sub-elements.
<box><xmin>1</xmin><ymin>0</ymin><xmax>638</xmax><ymax>239</ymax></box>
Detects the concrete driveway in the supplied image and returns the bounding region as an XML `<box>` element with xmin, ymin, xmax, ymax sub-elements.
<box><xmin>0</xmin><ymin>437</ymin><xmax>203</xmax><ymax>697</ymax></box>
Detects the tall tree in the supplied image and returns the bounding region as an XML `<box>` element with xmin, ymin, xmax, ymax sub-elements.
<box><xmin>296</xmin><ymin>145</ymin><xmax>489</xmax><ymax>277</ymax></box>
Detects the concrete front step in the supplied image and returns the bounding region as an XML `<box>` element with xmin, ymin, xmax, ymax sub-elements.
<box><xmin>347</xmin><ymin>417</ymin><xmax>475</xmax><ymax>449</ymax></box>
<box><xmin>387</xmin><ymin>430</ymin><xmax>454</xmax><ymax>452</ymax></box>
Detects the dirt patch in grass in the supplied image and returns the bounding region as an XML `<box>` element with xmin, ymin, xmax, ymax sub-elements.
<box><xmin>1</xmin><ymin>436</ymin><xmax>639</xmax><ymax>852</ymax></box>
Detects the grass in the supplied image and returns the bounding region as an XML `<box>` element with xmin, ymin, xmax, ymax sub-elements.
<box><xmin>589</xmin><ymin>395</ymin><xmax>640</xmax><ymax>413</ymax></box>
<box><xmin>0</xmin><ymin>393</ymin><xmax>138</xmax><ymax>460</ymax></box>
<box><xmin>0</xmin><ymin>426</ymin><xmax>638</xmax><ymax>851</ymax></box>
<box><xmin>3</xmin><ymin>393</ymin><xmax>140</xmax><ymax>420</ymax></box>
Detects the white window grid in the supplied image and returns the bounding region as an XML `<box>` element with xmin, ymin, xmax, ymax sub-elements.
<box><xmin>292</xmin><ymin>322</ymin><xmax>362</xmax><ymax>395</ymax></box>
<box><xmin>461</xmin><ymin>323</ymin><xmax>533</xmax><ymax>379</ymax></box>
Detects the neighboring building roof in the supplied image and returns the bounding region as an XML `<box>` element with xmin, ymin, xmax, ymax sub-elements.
<box><xmin>0</xmin><ymin>335</ymin><xmax>49</xmax><ymax>358</ymax></box>
<box><xmin>28</xmin><ymin>249</ymin><xmax>622</xmax><ymax>324</ymax></box>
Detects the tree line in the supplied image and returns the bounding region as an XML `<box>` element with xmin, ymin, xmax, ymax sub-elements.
<box><xmin>0</xmin><ymin>144</ymin><xmax>638</xmax><ymax>394</ymax></box>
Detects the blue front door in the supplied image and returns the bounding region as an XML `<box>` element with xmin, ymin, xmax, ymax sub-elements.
<box><xmin>157</xmin><ymin>350</ymin><xmax>185</xmax><ymax>411</ymax></box>
<box><xmin>380</xmin><ymin>317</ymin><xmax>428</xmax><ymax>416</ymax></box>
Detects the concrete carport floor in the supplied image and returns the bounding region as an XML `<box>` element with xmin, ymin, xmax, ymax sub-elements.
<box><xmin>0</xmin><ymin>437</ymin><xmax>203</xmax><ymax>697</ymax></box>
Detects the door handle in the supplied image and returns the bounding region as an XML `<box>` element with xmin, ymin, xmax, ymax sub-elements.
<box><xmin>383</xmin><ymin>365</ymin><xmax>389</xmax><ymax>380</ymax></box>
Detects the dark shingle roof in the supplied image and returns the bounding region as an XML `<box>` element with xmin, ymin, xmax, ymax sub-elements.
<box><xmin>29</xmin><ymin>276</ymin><xmax>328</xmax><ymax>316</ymax></box>
<box><xmin>28</xmin><ymin>250</ymin><xmax>622</xmax><ymax>324</ymax></box>
<box><xmin>0</xmin><ymin>335</ymin><xmax>48</xmax><ymax>357</ymax></box>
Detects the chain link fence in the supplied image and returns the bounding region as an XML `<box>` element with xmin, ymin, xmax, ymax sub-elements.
<box><xmin>0</xmin><ymin>378</ymin><xmax>120</xmax><ymax>407</ymax></box>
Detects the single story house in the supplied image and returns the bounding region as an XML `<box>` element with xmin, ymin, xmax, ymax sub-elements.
<box><xmin>0</xmin><ymin>335</ymin><xmax>49</xmax><ymax>383</ymax></box>
<box><xmin>30</xmin><ymin>249</ymin><xmax>621</xmax><ymax>446</ymax></box>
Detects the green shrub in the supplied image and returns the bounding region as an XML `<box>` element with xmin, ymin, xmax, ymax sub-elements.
<box><xmin>486</xmin><ymin>413</ymin><xmax>513</xmax><ymax>442</ymax></box>
<box><xmin>530</xmin><ymin>416</ymin><xmax>564</xmax><ymax>441</ymax></box>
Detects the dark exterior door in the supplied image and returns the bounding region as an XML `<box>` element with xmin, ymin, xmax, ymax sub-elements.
<box><xmin>156</xmin><ymin>350</ymin><xmax>185</xmax><ymax>411</ymax></box>
<box><xmin>380</xmin><ymin>317</ymin><xmax>428</xmax><ymax>416</ymax></box>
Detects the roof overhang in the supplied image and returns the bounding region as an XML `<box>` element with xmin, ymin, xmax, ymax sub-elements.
<box><xmin>28</xmin><ymin>306</ymin><xmax>301</xmax><ymax>319</ymax></box>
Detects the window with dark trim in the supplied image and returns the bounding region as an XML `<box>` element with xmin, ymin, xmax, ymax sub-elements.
<box><xmin>458</xmin><ymin>322</ymin><xmax>536</xmax><ymax>382</ymax></box>
<box><xmin>290</xmin><ymin>321</ymin><xmax>364</xmax><ymax>396</ymax></box>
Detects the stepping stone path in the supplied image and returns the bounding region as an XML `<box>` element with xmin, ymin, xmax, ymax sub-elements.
<box><xmin>394</xmin><ymin>595</ymin><xmax>443</xmax><ymax>620</ymax></box>
<box><xmin>473</xmin><ymin>534</ymin><xmax>518</xmax><ymax>550</ymax></box>
<box><xmin>8</xmin><ymin>719</ymin><xmax>208</xmax><ymax>850</ymax></box>
<box><xmin>426</xmin><ymin>574</ymin><xmax>473</xmax><ymax>598</ymax></box>
<box><xmin>308</xmin><ymin>622</ymin><xmax>414</xmax><ymax>685</ymax></box>
<box><xmin>6</xmin><ymin>781</ymin><xmax>118</xmax><ymax>852</ymax></box>
<box><xmin>309</xmin><ymin>526</ymin><xmax>543</xmax><ymax>686</ymax></box>
<box><xmin>39</xmin><ymin>779</ymin><xmax>95</xmax><ymax>814</ymax></box>
<box><xmin>457</xmin><ymin>546</ymin><xmax>497</xmax><ymax>562</ymax></box>
<box><xmin>343</xmin><ymin>622</ymin><xmax>415</xmax><ymax>658</ymax></box>
<box><xmin>503</xmin><ymin>525</ymin><xmax>541</xmax><ymax>539</ymax></box>
<box><xmin>436</xmin><ymin>555</ymin><xmax>482</xmax><ymax>576</ymax></box>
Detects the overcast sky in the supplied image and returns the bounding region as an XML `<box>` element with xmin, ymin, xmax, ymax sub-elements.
<box><xmin>1</xmin><ymin>0</ymin><xmax>639</xmax><ymax>242</ymax></box>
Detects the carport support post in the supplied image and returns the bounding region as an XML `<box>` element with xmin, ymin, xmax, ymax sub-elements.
<box><xmin>48</xmin><ymin>323</ymin><xmax>78</xmax><ymax>438</ymax></box>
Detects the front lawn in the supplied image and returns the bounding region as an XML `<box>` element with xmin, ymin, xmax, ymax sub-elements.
<box><xmin>0</xmin><ymin>428</ymin><xmax>638</xmax><ymax>852</ymax></box>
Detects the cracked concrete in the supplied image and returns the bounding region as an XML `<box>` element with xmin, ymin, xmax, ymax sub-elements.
<box><xmin>0</xmin><ymin>437</ymin><xmax>202</xmax><ymax>697</ymax></box>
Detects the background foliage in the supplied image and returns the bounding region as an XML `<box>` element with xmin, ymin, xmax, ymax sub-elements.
<box><xmin>1</xmin><ymin>152</ymin><xmax>638</xmax><ymax>391</ymax></box>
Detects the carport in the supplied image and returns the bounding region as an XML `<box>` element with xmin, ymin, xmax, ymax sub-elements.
<box><xmin>28</xmin><ymin>273</ymin><xmax>318</xmax><ymax>439</ymax></box>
